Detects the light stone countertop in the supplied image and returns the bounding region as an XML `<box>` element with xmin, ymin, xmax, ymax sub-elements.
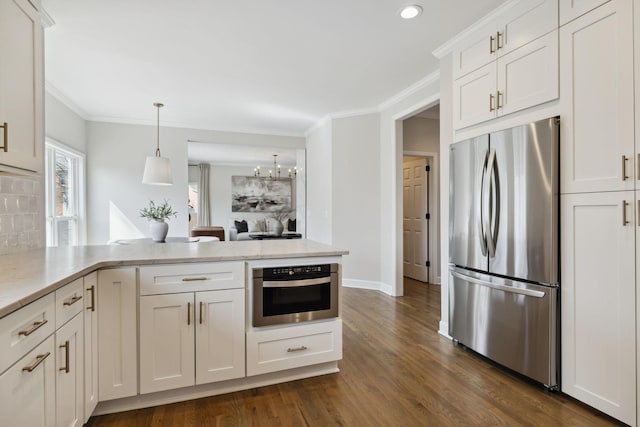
<box><xmin>0</xmin><ymin>239</ymin><xmax>348</xmax><ymax>319</ymax></box>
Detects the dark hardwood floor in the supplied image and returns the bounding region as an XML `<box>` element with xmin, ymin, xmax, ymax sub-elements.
<box><xmin>88</xmin><ymin>278</ymin><xmax>622</xmax><ymax>426</ymax></box>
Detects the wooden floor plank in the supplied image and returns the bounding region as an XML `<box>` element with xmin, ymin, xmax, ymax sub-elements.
<box><xmin>88</xmin><ymin>279</ymin><xmax>623</xmax><ymax>426</ymax></box>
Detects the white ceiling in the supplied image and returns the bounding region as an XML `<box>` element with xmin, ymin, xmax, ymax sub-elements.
<box><xmin>43</xmin><ymin>0</ymin><xmax>506</xmax><ymax>137</ymax></box>
<box><xmin>188</xmin><ymin>142</ymin><xmax>297</xmax><ymax>167</ymax></box>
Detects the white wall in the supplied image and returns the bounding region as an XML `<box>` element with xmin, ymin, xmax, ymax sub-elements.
<box><xmin>86</xmin><ymin>121</ymin><xmax>189</xmax><ymax>244</ymax></box>
<box><xmin>331</xmin><ymin>114</ymin><xmax>381</xmax><ymax>284</ymax></box>
<box><xmin>306</xmin><ymin>120</ymin><xmax>332</xmax><ymax>244</ymax></box>
<box><xmin>45</xmin><ymin>92</ymin><xmax>87</xmax><ymax>152</ymax></box>
<box><xmin>403</xmin><ymin>116</ymin><xmax>439</xmax><ymax>153</ymax></box>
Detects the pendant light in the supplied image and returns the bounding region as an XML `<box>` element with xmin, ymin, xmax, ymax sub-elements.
<box><xmin>142</xmin><ymin>102</ymin><xmax>173</xmax><ymax>185</ymax></box>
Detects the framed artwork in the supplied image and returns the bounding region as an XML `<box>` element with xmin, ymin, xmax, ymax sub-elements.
<box><xmin>231</xmin><ymin>176</ymin><xmax>292</xmax><ymax>212</ymax></box>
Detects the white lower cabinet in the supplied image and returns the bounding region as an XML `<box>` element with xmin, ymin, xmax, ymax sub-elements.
<box><xmin>140</xmin><ymin>288</ymin><xmax>246</xmax><ymax>394</ymax></box>
<box><xmin>561</xmin><ymin>192</ymin><xmax>636</xmax><ymax>425</ymax></box>
<box><xmin>246</xmin><ymin>320</ymin><xmax>342</xmax><ymax>377</ymax></box>
<box><xmin>55</xmin><ymin>313</ymin><xmax>83</xmax><ymax>427</ymax></box>
<box><xmin>0</xmin><ymin>336</ymin><xmax>55</xmax><ymax>427</ymax></box>
<box><xmin>97</xmin><ymin>268</ymin><xmax>137</xmax><ymax>401</ymax></box>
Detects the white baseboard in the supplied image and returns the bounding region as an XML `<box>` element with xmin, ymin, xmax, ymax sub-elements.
<box><xmin>342</xmin><ymin>278</ymin><xmax>394</xmax><ymax>296</ymax></box>
<box><xmin>438</xmin><ymin>320</ymin><xmax>451</xmax><ymax>339</ymax></box>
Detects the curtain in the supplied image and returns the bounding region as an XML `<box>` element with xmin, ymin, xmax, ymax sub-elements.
<box><xmin>197</xmin><ymin>163</ymin><xmax>211</xmax><ymax>226</ymax></box>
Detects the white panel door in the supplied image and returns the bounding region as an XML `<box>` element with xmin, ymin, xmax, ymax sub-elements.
<box><xmin>0</xmin><ymin>0</ymin><xmax>43</xmax><ymax>173</ymax></box>
<box><xmin>140</xmin><ymin>293</ymin><xmax>195</xmax><ymax>393</ymax></box>
<box><xmin>453</xmin><ymin>63</ymin><xmax>497</xmax><ymax>130</ymax></box>
<box><xmin>561</xmin><ymin>192</ymin><xmax>635</xmax><ymax>425</ymax></box>
<box><xmin>559</xmin><ymin>0</ymin><xmax>634</xmax><ymax>194</ymax></box>
<box><xmin>499</xmin><ymin>0</ymin><xmax>557</xmax><ymax>56</ymax></box>
<box><xmin>83</xmin><ymin>272</ymin><xmax>98</xmax><ymax>422</ymax></box>
<box><xmin>402</xmin><ymin>157</ymin><xmax>429</xmax><ymax>282</ymax></box>
<box><xmin>559</xmin><ymin>0</ymin><xmax>611</xmax><ymax>25</ymax></box>
<box><xmin>97</xmin><ymin>268</ymin><xmax>137</xmax><ymax>401</ymax></box>
<box><xmin>0</xmin><ymin>336</ymin><xmax>55</xmax><ymax>427</ymax></box>
<box><xmin>195</xmin><ymin>289</ymin><xmax>245</xmax><ymax>384</ymax></box>
<box><xmin>55</xmin><ymin>313</ymin><xmax>84</xmax><ymax>427</ymax></box>
<box><xmin>452</xmin><ymin>20</ymin><xmax>498</xmax><ymax>79</ymax></box>
<box><xmin>497</xmin><ymin>30</ymin><xmax>558</xmax><ymax>117</ymax></box>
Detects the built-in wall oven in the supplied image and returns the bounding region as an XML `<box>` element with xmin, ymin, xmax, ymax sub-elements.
<box><xmin>252</xmin><ymin>263</ymin><xmax>339</xmax><ymax>327</ymax></box>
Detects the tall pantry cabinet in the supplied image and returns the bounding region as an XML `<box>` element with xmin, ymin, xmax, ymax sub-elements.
<box><xmin>558</xmin><ymin>1</ymin><xmax>637</xmax><ymax>425</ymax></box>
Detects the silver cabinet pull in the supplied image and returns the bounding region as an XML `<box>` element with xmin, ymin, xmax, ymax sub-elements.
<box><xmin>187</xmin><ymin>302</ymin><xmax>191</xmax><ymax>325</ymax></box>
<box><xmin>63</xmin><ymin>295</ymin><xmax>82</xmax><ymax>306</ymax></box>
<box><xmin>622</xmin><ymin>155</ymin><xmax>630</xmax><ymax>181</ymax></box>
<box><xmin>496</xmin><ymin>31</ymin><xmax>503</xmax><ymax>49</ymax></box>
<box><xmin>86</xmin><ymin>286</ymin><xmax>95</xmax><ymax>312</ymax></box>
<box><xmin>287</xmin><ymin>346</ymin><xmax>308</xmax><ymax>353</ymax></box>
<box><xmin>59</xmin><ymin>341</ymin><xmax>70</xmax><ymax>373</ymax></box>
<box><xmin>199</xmin><ymin>301</ymin><xmax>204</xmax><ymax>325</ymax></box>
<box><xmin>182</xmin><ymin>277</ymin><xmax>208</xmax><ymax>282</ymax></box>
<box><xmin>496</xmin><ymin>91</ymin><xmax>503</xmax><ymax>109</ymax></box>
<box><xmin>489</xmin><ymin>35</ymin><xmax>496</xmax><ymax>54</ymax></box>
<box><xmin>489</xmin><ymin>93</ymin><xmax>495</xmax><ymax>112</ymax></box>
<box><xmin>0</xmin><ymin>122</ymin><xmax>7</xmax><ymax>152</ymax></box>
<box><xmin>18</xmin><ymin>319</ymin><xmax>48</xmax><ymax>336</ymax></box>
<box><xmin>22</xmin><ymin>352</ymin><xmax>50</xmax><ymax>372</ymax></box>
<box><xmin>622</xmin><ymin>200</ymin><xmax>630</xmax><ymax>226</ymax></box>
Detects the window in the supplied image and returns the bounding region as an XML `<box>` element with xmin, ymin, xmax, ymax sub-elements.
<box><xmin>45</xmin><ymin>141</ymin><xmax>85</xmax><ymax>247</ymax></box>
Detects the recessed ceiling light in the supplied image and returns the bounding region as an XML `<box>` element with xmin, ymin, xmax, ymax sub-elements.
<box><xmin>399</xmin><ymin>5</ymin><xmax>423</xmax><ymax>19</ymax></box>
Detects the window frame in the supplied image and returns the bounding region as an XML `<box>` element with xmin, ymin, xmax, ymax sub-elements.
<box><xmin>45</xmin><ymin>139</ymin><xmax>86</xmax><ymax>247</ymax></box>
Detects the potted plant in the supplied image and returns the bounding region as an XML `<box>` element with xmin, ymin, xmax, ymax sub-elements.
<box><xmin>140</xmin><ymin>200</ymin><xmax>178</xmax><ymax>242</ymax></box>
<box><xmin>269</xmin><ymin>210</ymin><xmax>289</xmax><ymax>236</ymax></box>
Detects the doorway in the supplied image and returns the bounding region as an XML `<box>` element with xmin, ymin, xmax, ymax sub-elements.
<box><xmin>401</xmin><ymin>104</ymin><xmax>441</xmax><ymax>285</ymax></box>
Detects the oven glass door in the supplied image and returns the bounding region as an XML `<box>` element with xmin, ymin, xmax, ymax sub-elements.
<box><xmin>263</xmin><ymin>281</ymin><xmax>331</xmax><ymax>317</ymax></box>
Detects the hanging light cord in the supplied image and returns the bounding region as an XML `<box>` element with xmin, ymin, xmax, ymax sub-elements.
<box><xmin>154</xmin><ymin>102</ymin><xmax>164</xmax><ymax>157</ymax></box>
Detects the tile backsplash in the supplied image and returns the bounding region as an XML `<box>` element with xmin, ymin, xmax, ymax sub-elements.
<box><xmin>0</xmin><ymin>175</ymin><xmax>44</xmax><ymax>253</ymax></box>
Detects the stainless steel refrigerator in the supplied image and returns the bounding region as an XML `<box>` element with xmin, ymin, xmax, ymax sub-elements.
<box><xmin>448</xmin><ymin>116</ymin><xmax>559</xmax><ymax>388</ymax></box>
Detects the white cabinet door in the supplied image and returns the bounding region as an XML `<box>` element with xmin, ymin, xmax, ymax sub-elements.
<box><xmin>497</xmin><ymin>30</ymin><xmax>558</xmax><ymax>116</ymax></box>
<box><xmin>195</xmin><ymin>289</ymin><xmax>245</xmax><ymax>385</ymax></box>
<box><xmin>452</xmin><ymin>0</ymin><xmax>557</xmax><ymax>79</ymax></box>
<box><xmin>559</xmin><ymin>0</ymin><xmax>634</xmax><ymax>194</ymax></box>
<box><xmin>0</xmin><ymin>336</ymin><xmax>55</xmax><ymax>427</ymax></box>
<box><xmin>453</xmin><ymin>63</ymin><xmax>497</xmax><ymax>129</ymax></box>
<box><xmin>559</xmin><ymin>0</ymin><xmax>611</xmax><ymax>25</ymax></box>
<box><xmin>561</xmin><ymin>192</ymin><xmax>635</xmax><ymax>425</ymax></box>
<box><xmin>140</xmin><ymin>293</ymin><xmax>195</xmax><ymax>394</ymax></box>
<box><xmin>0</xmin><ymin>0</ymin><xmax>43</xmax><ymax>173</ymax></box>
<box><xmin>83</xmin><ymin>272</ymin><xmax>98</xmax><ymax>422</ymax></box>
<box><xmin>97</xmin><ymin>268</ymin><xmax>137</xmax><ymax>401</ymax></box>
<box><xmin>55</xmin><ymin>313</ymin><xmax>84</xmax><ymax>427</ymax></box>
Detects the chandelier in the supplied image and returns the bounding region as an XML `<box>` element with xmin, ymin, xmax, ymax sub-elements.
<box><xmin>254</xmin><ymin>154</ymin><xmax>297</xmax><ymax>179</ymax></box>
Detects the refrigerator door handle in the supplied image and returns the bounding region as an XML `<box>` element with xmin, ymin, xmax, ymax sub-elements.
<box><xmin>489</xmin><ymin>149</ymin><xmax>500</xmax><ymax>257</ymax></box>
<box><xmin>483</xmin><ymin>149</ymin><xmax>497</xmax><ymax>257</ymax></box>
<box><xmin>478</xmin><ymin>150</ymin><xmax>489</xmax><ymax>256</ymax></box>
<box><xmin>450</xmin><ymin>270</ymin><xmax>546</xmax><ymax>298</ymax></box>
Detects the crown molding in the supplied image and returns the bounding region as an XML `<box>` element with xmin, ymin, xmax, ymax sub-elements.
<box><xmin>432</xmin><ymin>0</ymin><xmax>518</xmax><ymax>59</ymax></box>
<box><xmin>88</xmin><ymin>115</ymin><xmax>306</xmax><ymax>138</ymax></box>
<box><xmin>304</xmin><ymin>107</ymin><xmax>378</xmax><ymax>137</ymax></box>
<box><xmin>40</xmin><ymin>7</ymin><xmax>55</xmax><ymax>28</ymax></box>
<box><xmin>377</xmin><ymin>70</ymin><xmax>440</xmax><ymax>111</ymax></box>
<box><xmin>45</xmin><ymin>82</ymin><xmax>89</xmax><ymax>120</ymax></box>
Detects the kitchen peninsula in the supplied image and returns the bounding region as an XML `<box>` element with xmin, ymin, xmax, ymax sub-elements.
<box><xmin>0</xmin><ymin>239</ymin><xmax>347</xmax><ymax>425</ymax></box>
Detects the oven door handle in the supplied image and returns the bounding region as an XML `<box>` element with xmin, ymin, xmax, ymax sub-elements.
<box><xmin>262</xmin><ymin>277</ymin><xmax>331</xmax><ymax>288</ymax></box>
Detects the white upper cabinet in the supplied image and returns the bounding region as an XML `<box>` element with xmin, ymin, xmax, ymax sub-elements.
<box><xmin>559</xmin><ymin>0</ymin><xmax>611</xmax><ymax>26</ymax></box>
<box><xmin>559</xmin><ymin>0</ymin><xmax>634</xmax><ymax>194</ymax></box>
<box><xmin>0</xmin><ymin>0</ymin><xmax>43</xmax><ymax>173</ymax></box>
<box><xmin>453</xmin><ymin>0</ymin><xmax>558</xmax><ymax>79</ymax></box>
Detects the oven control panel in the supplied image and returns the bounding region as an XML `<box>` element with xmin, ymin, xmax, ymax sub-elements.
<box><xmin>257</xmin><ymin>264</ymin><xmax>336</xmax><ymax>280</ymax></box>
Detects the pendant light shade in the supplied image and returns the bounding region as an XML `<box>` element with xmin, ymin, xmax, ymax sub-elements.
<box><xmin>142</xmin><ymin>102</ymin><xmax>173</xmax><ymax>185</ymax></box>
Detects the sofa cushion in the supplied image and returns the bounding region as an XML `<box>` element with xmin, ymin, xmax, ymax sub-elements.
<box><xmin>248</xmin><ymin>219</ymin><xmax>266</xmax><ymax>233</ymax></box>
<box><xmin>234</xmin><ymin>219</ymin><xmax>248</xmax><ymax>233</ymax></box>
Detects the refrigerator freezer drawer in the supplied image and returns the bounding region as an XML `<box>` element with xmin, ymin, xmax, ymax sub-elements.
<box><xmin>449</xmin><ymin>267</ymin><xmax>557</xmax><ymax>388</ymax></box>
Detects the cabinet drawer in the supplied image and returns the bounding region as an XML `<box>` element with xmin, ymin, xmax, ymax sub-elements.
<box><xmin>0</xmin><ymin>294</ymin><xmax>55</xmax><ymax>375</ymax></box>
<box><xmin>247</xmin><ymin>320</ymin><xmax>342</xmax><ymax>376</ymax></box>
<box><xmin>55</xmin><ymin>278</ymin><xmax>84</xmax><ymax>328</ymax></box>
<box><xmin>140</xmin><ymin>262</ymin><xmax>245</xmax><ymax>295</ymax></box>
